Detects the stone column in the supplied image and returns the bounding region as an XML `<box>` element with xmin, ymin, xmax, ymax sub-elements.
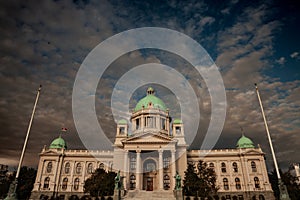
<box><xmin>171</xmin><ymin>150</ymin><xmax>176</xmax><ymax>190</ymax></box>
<box><xmin>124</xmin><ymin>150</ymin><xmax>128</xmax><ymax>190</ymax></box>
<box><xmin>159</xmin><ymin>149</ymin><xmax>163</xmax><ymax>190</ymax></box>
<box><xmin>136</xmin><ymin>150</ymin><xmax>141</xmax><ymax>190</ymax></box>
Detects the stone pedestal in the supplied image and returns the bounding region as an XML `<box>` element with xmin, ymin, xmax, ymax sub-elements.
<box><xmin>113</xmin><ymin>189</ymin><xmax>121</xmax><ymax>200</ymax></box>
<box><xmin>174</xmin><ymin>190</ymin><xmax>182</xmax><ymax>200</ymax></box>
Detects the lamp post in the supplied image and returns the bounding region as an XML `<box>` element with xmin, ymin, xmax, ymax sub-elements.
<box><xmin>5</xmin><ymin>85</ymin><xmax>42</xmax><ymax>200</ymax></box>
<box><xmin>255</xmin><ymin>83</ymin><xmax>290</xmax><ymax>200</ymax></box>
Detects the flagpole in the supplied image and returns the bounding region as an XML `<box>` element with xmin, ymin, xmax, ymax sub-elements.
<box><xmin>255</xmin><ymin>83</ymin><xmax>290</xmax><ymax>200</ymax></box>
<box><xmin>5</xmin><ymin>85</ymin><xmax>42</xmax><ymax>200</ymax></box>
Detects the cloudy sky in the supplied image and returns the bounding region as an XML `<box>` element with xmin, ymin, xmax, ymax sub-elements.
<box><xmin>0</xmin><ymin>0</ymin><xmax>299</xmax><ymax>172</ymax></box>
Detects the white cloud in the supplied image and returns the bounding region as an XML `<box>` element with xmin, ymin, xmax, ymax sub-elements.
<box><xmin>290</xmin><ymin>51</ymin><xmax>299</xmax><ymax>59</ymax></box>
<box><xmin>276</xmin><ymin>57</ymin><xmax>286</xmax><ymax>65</ymax></box>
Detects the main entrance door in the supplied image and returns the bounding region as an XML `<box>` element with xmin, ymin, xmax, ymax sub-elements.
<box><xmin>146</xmin><ymin>177</ymin><xmax>153</xmax><ymax>191</ymax></box>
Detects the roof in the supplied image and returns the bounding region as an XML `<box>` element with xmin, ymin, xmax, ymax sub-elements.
<box><xmin>173</xmin><ymin>119</ymin><xmax>182</xmax><ymax>124</ymax></box>
<box><xmin>49</xmin><ymin>136</ymin><xmax>67</xmax><ymax>149</ymax></box>
<box><xmin>118</xmin><ymin>119</ymin><xmax>128</xmax><ymax>124</ymax></box>
<box><xmin>134</xmin><ymin>87</ymin><xmax>167</xmax><ymax>112</ymax></box>
<box><xmin>236</xmin><ymin>135</ymin><xmax>255</xmax><ymax>149</ymax></box>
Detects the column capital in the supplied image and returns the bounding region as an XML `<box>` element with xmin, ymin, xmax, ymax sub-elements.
<box><xmin>136</xmin><ymin>150</ymin><xmax>141</xmax><ymax>153</ymax></box>
<box><xmin>171</xmin><ymin>149</ymin><xmax>176</xmax><ymax>153</ymax></box>
<box><xmin>158</xmin><ymin>149</ymin><xmax>163</xmax><ymax>154</ymax></box>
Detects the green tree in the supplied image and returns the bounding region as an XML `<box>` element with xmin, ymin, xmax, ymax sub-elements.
<box><xmin>183</xmin><ymin>161</ymin><xmax>218</xmax><ymax>198</ymax></box>
<box><xmin>84</xmin><ymin>168</ymin><xmax>116</xmax><ymax>197</ymax></box>
<box><xmin>183</xmin><ymin>163</ymin><xmax>200</xmax><ymax>196</ymax></box>
<box><xmin>17</xmin><ymin>166</ymin><xmax>37</xmax><ymax>199</ymax></box>
<box><xmin>268</xmin><ymin>169</ymin><xmax>300</xmax><ymax>200</ymax></box>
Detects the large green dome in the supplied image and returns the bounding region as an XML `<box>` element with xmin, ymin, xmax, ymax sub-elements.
<box><xmin>134</xmin><ymin>87</ymin><xmax>167</xmax><ymax>112</ymax></box>
<box><xmin>49</xmin><ymin>136</ymin><xmax>67</xmax><ymax>149</ymax></box>
<box><xmin>236</xmin><ymin>135</ymin><xmax>255</xmax><ymax>149</ymax></box>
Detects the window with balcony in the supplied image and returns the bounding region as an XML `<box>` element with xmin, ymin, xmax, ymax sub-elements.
<box><xmin>223</xmin><ymin>178</ymin><xmax>229</xmax><ymax>190</ymax></box>
<box><xmin>251</xmin><ymin>161</ymin><xmax>257</xmax><ymax>172</ymax></box>
<box><xmin>62</xmin><ymin>178</ymin><xmax>68</xmax><ymax>190</ymax></box>
<box><xmin>74</xmin><ymin>178</ymin><xmax>79</xmax><ymax>190</ymax></box>
<box><xmin>87</xmin><ymin>163</ymin><xmax>93</xmax><ymax>174</ymax></box>
<box><xmin>254</xmin><ymin>177</ymin><xmax>260</xmax><ymax>188</ymax></box>
<box><xmin>76</xmin><ymin>163</ymin><xmax>82</xmax><ymax>174</ymax></box>
<box><xmin>64</xmin><ymin>162</ymin><xmax>70</xmax><ymax>174</ymax></box>
<box><xmin>233</xmin><ymin>162</ymin><xmax>238</xmax><ymax>173</ymax></box>
<box><xmin>130</xmin><ymin>157</ymin><xmax>136</xmax><ymax>170</ymax></box>
<box><xmin>43</xmin><ymin>177</ymin><xmax>50</xmax><ymax>189</ymax></box>
<box><xmin>163</xmin><ymin>157</ymin><xmax>170</xmax><ymax>169</ymax></box>
<box><xmin>235</xmin><ymin>177</ymin><xmax>241</xmax><ymax>190</ymax></box>
<box><xmin>221</xmin><ymin>162</ymin><xmax>227</xmax><ymax>173</ymax></box>
<box><xmin>99</xmin><ymin>163</ymin><xmax>105</xmax><ymax>170</ymax></box>
<box><xmin>46</xmin><ymin>162</ymin><xmax>52</xmax><ymax>173</ymax></box>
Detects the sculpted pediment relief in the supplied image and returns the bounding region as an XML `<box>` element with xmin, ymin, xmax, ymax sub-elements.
<box><xmin>122</xmin><ymin>132</ymin><xmax>175</xmax><ymax>144</ymax></box>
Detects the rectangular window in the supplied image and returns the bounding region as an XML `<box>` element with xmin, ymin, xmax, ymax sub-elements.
<box><xmin>136</xmin><ymin>119</ymin><xmax>140</xmax><ymax>130</ymax></box>
<box><xmin>161</xmin><ymin>118</ymin><xmax>166</xmax><ymax>130</ymax></box>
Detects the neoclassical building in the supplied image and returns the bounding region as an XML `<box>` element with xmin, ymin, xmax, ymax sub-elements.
<box><xmin>31</xmin><ymin>87</ymin><xmax>274</xmax><ymax>200</ymax></box>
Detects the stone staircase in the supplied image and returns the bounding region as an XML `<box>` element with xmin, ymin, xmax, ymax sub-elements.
<box><xmin>125</xmin><ymin>190</ymin><xmax>176</xmax><ymax>200</ymax></box>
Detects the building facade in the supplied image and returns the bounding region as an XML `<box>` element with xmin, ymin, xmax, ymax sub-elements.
<box><xmin>31</xmin><ymin>87</ymin><xmax>274</xmax><ymax>200</ymax></box>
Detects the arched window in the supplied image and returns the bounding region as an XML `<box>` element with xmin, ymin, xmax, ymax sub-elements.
<box><xmin>87</xmin><ymin>163</ymin><xmax>93</xmax><ymax>174</ymax></box>
<box><xmin>221</xmin><ymin>162</ymin><xmax>227</xmax><ymax>173</ymax></box>
<box><xmin>99</xmin><ymin>163</ymin><xmax>105</xmax><ymax>170</ymax></box>
<box><xmin>62</xmin><ymin>178</ymin><xmax>68</xmax><ymax>190</ymax></box>
<box><xmin>254</xmin><ymin>177</ymin><xmax>260</xmax><ymax>188</ymax></box>
<box><xmin>43</xmin><ymin>177</ymin><xmax>50</xmax><ymax>189</ymax></box>
<box><xmin>233</xmin><ymin>162</ymin><xmax>238</xmax><ymax>173</ymax></box>
<box><xmin>76</xmin><ymin>163</ymin><xmax>81</xmax><ymax>174</ymax></box>
<box><xmin>163</xmin><ymin>175</ymin><xmax>170</xmax><ymax>190</ymax></box>
<box><xmin>223</xmin><ymin>178</ymin><xmax>229</xmax><ymax>190</ymax></box>
<box><xmin>259</xmin><ymin>195</ymin><xmax>265</xmax><ymax>200</ymax></box>
<box><xmin>64</xmin><ymin>162</ymin><xmax>70</xmax><ymax>174</ymax></box>
<box><xmin>251</xmin><ymin>161</ymin><xmax>257</xmax><ymax>172</ymax></box>
<box><xmin>163</xmin><ymin>157</ymin><xmax>170</xmax><ymax>169</ymax></box>
<box><xmin>235</xmin><ymin>177</ymin><xmax>241</xmax><ymax>190</ymax></box>
<box><xmin>130</xmin><ymin>174</ymin><xmax>136</xmax><ymax>190</ymax></box>
<box><xmin>130</xmin><ymin>157</ymin><xmax>136</xmax><ymax>170</ymax></box>
<box><xmin>46</xmin><ymin>162</ymin><xmax>52</xmax><ymax>173</ymax></box>
<box><xmin>74</xmin><ymin>178</ymin><xmax>80</xmax><ymax>190</ymax></box>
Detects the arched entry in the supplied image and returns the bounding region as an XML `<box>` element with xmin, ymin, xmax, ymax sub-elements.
<box><xmin>143</xmin><ymin>158</ymin><xmax>157</xmax><ymax>191</ymax></box>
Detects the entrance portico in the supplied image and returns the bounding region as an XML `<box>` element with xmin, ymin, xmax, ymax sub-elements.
<box><xmin>113</xmin><ymin>87</ymin><xmax>187</xmax><ymax>192</ymax></box>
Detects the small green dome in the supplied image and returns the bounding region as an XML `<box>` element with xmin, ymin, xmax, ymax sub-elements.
<box><xmin>173</xmin><ymin>119</ymin><xmax>182</xmax><ymax>124</ymax></box>
<box><xmin>118</xmin><ymin>119</ymin><xmax>127</xmax><ymax>124</ymax></box>
<box><xmin>49</xmin><ymin>136</ymin><xmax>67</xmax><ymax>149</ymax></box>
<box><xmin>236</xmin><ymin>135</ymin><xmax>255</xmax><ymax>149</ymax></box>
<box><xmin>134</xmin><ymin>87</ymin><xmax>167</xmax><ymax>112</ymax></box>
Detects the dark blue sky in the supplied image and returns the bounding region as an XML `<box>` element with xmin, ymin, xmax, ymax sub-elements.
<box><xmin>0</xmin><ymin>0</ymin><xmax>299</xmax><ymax>171</ymax></box>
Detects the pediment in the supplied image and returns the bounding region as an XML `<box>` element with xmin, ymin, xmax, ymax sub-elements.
<box><xmin>40</xmin><ymin>149</ymin><xmax>61</xmax><ymax>155</ymax></box>
<box><xmin>122</xmin><ymin>132</ymin><xmax>175</xmax><ymax>144</ymax></box>
<box><xmin>243</xmin><ymin>149</ymin><xmax>263</xmax><ymax>155</ymax></box>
